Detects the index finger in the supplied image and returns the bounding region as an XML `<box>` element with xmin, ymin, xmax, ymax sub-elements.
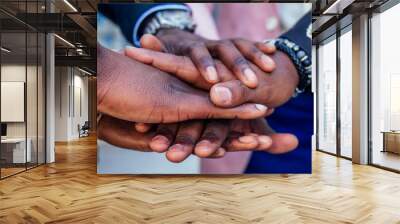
<box><xmin>125</xmin><ymin>46</ymin><xmax>235</xmax><ymax>89</ymax></box>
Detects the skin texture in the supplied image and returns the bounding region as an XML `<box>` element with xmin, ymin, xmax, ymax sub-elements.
<box><xmin>97</xmin><ymin>44</ymin><xmax>270</xmax><ymax>124</ymax></box>
<box><xmin>125</xmin><ymin>35</ymin><xmax>299</xmax><ymax>108</ymax></box>
<box><xmin>155</xmin><ymin>29</ymin><xmax>277</xmax><ymax>88</ymax></box>
<box><xmin>98</xmin><ymin>115</ymin><xmax>298</xmax><ymax>163</ymax></box>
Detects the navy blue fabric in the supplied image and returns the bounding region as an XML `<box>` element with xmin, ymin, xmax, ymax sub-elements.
<box><xmin>245</xmin><ymin>11</ymin><xmax>313</xmax><ymax>174</ymax></box>
<box><xmin>281</xmin><ymin>12</ymin><xmax>311</xmax><ymax>56</ymax></box>
<box><xmin>245</xmin><ymin>93</ymin><xmax>314</xmax><ymax>173</ymax></box>
<box><xmin>98</xmin><ymin>3</ymin><xmax>188</xmax><ymax>47</ymax></box>
<box><xmin>245</xmin><ymin>92</ymin><xmax>314</xmax><ymax>174</ymax></box>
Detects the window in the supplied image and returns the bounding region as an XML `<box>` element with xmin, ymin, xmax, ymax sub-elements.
<box><xmin>317</xmin><ymin>36</ymin><xmax>337</xmax><ymax>154</ymax></box>
<box><xmin>0</xmin><ymin>1</ymin><xmax>46</xmax><ymax>179</ymax></box>
<box><xmin>339</xmin><ymin>29</ymin><xmax>352</xmax><ymax>158</ymax></box>
<box><xmin>370</xmin><ymin>3</ymin><xmax>400</xmax><ymax>171</ymax></box>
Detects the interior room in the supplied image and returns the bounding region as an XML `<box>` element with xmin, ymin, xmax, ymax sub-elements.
<box><xmin>0</xmin><ymin>0</ymin><xmax>96</xmax><ymax>179</ymax></box>
<box><xmin>314</xmin><ymin>0</ymin><xmax>400</xmax><ymax>172</ymax></box>
<box><xmin>0</xmin><ymin>15</ymin><xmax>46</xmax><ymax>178</ymax></box>
<box><xmin>0</xmin><ymin>0</ymin><xmax>399</xmax><ymax>223</ymax></box>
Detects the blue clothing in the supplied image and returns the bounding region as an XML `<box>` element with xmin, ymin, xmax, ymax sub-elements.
<box><xmin>245</xmin><ymin>12</ymin><xmax>313</xmax><ymax>173</ymax></box>
<box><xmin>98</xmin><ymin>3</ymin><xmax>190</xmax><ymax>47</ymax></box>
<box><xmin>245</xmin><ymin>92</ymin><xmax>313</xmax><ymax>174</ymax></box>
<box><xmin>281</xmin><ymin>12</ymin><xmax>312</xmax><ymax>56</ymax></box>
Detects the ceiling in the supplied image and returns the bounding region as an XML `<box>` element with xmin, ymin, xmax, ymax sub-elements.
<box><xmin>0</xmin><ymin>0</ymin><xmax>395</xmax><ymax>73</ymax></box>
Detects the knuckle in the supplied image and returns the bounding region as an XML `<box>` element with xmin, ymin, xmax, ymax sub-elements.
<box><xmin>233</xmin><ymin>56</ymin><xmax>249</xmax><ymax>69</ymax></box>
<box><xmin>232</xmin><ymin>38</ymin><xmax>246</xmax><ymax>45</ymax></box>
<box><xmin>250</xmin><ymin>46</ymin><xmax>261</xmax><ymax>54</ymax></box>
<box><xmin>197</xmin><ymin>55</ymin><xmax>214</xmax><ymax>67</ymax></box>
<box><xmin>215</xmin><ymin>40</ymin><xmax>233</xmax><ymax>52</ymax></box>
<box><xmin>221</xmin><ymin>40</ymin><xmax>234</xmax><ymax>46</ymax></box>
<box><xmin>235</xmin><ymin>80</ymin><xmax>252</xmax><ymax>101</ymax></box>
<box><xmin>189</xmin><ymin>42</ymin><xmax>205</xmax><ymax>53</ymax></box>
<box><xmin>249</xmin><ymin>47</ymin><xmax>262</xmax><ymax>60</ymax></box>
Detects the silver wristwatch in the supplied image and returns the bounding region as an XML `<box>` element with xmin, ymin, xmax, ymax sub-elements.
<box><xmin>143</xmin><ymin>10</ymin><xmax>196</xmax><ymax>35</ymax></box>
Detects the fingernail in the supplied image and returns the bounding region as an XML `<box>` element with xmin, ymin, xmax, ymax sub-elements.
<box><xmin>196</xmin><ymin>140</ymin><xmax>211</xmax><ymax>150</ymax></box>
<box><xmin>206</xmin><ymin>66</ymin><xmax>218</xmax><ymax>82</ymax></box>
<box><xmin>261</xmin><ymin>54</ymin><xmax>275</xmax><ymax>67</ymax></box>
<box><xmin>243</xmin><ymin>68</ymin><xmax>258</xmax><ymax>85</ymax></box>
<box><xmin>255</xmin><ymin>104</ymin><xmax>268</xmax><ymax>111</ymax></box>
<box><xmin>196</xmin><ymin>140</ymin><xmax>210</xmax><ymax>148</ymax></box>
<box><xmin>239</xmin><ymin>136</ymin><xmax>256</xmax><ymax>144</ymax></box>
<box><xmin>213</xmin><ymin>86</ymin><xmax>232</xmax><ymax>104</ymax></box>
<box><xmin>258</xmin><ymin>136</ymin><xmax>272</xmax><ymax>145</ymax></box>
<box><xmin>150</xmin><ymin>135</ymin><xmax>169</xmax><ymax>152</ymax></box>
<box><xmin>170</xmin><ymin>144</ymin><xmax>184</xmax><ymax>152</ymax></box>
<box><xmin>152</xmin><ymin>135</ymin><xmax>169</xmax><ymax>144</ymax></box>
<box><xmin>264</xmin><ymin>42</ymin><xmax>276</xmax><ymax>51</ymax></box>
<box><xmin>195</xmin><ymin>141</ymin><xmax>212</xmax><ymax>156</ymax></box>
<box><xmin>135</xmin><ymin>123</ymin><xmax>151</xmax><ymax>133</ymax></box>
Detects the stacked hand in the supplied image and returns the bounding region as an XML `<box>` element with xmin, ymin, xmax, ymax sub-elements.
<box><xmin>97</xmin><ymin>29</ymin><xmax>300</xmax><ymax>163</ymax></box>
<box><xmin>99</xmin><ymin>116</ymin><xmax>297</xmax><ymax>163</ymax></box>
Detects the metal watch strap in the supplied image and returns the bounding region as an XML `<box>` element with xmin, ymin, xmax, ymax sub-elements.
<box><xmin>143</xmin><ymin>10</ymin><xmax>196</xmax><ymax>36</ymax></box>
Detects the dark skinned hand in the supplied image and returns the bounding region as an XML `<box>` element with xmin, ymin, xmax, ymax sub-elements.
<box><xmin>98</xmin><ymin>44</ymin><xmax>271</xmax><ymax>124</ymax></box>
<box><xmin>154</xmin><ymin>29</ymin><xmax>277</xmax><ymax>88</ymax></box>
<box><xmin>125</xmin><ymin>35</ymin><xmax>299</xmax><ymax>108</ymax></box>
<box><xmin>98</xmin><ymin>115</ymin><xmax>298</xmax><ymax>163</ymax></box>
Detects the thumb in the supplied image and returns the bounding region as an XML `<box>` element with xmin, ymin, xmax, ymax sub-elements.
<box><xmin>140</xmin><ymin>34</ymin><xmax>165</xmax><ymax>52</ymax></box>
<box><xmin>267</xmin><ymin>133</ymin><xmax>299</xmax><ymax>154</ymax></box>
<box><xmin>210</xmin><ymin>80</ymin><xmax>256</xmax><ymax>108</ymax></box>
<box><xmin>250</xmin><ymin>118</ymin><xmax>299</xmax><ymax>154</ymax></box>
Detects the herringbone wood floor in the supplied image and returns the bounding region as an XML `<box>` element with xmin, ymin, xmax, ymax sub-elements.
<box><xmin>1</xmin><ymin>135</ymin><xmax>400</xmax><ymax>224</ymax></box>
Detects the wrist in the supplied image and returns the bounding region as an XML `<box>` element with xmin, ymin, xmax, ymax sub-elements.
<box><xmin>156</xmin><ymin>28</ymin><xmax>207</xmax><ymax>51</ymax></box>
<box><xmin>266</xmin><ymin>38</ymin><xmax>311</xmax><ymax>96</ymax></box>
<box><xmin>262</xmin><ymin>50</ymin><xmax>299</xmax><ymax>107</ymax></box>
<box><xmin>141</xmin><ymin>8</ymin><xmax>195</xmax><ymax>45</ymax></box>
<box><xmin>157</xmin><ymin>28</ymin><xmax>205</xmax><ymax>42</ymax></box>
<box><xmin>274</xmin><ymin>50</ymin><xmax>299</xmax><ymax>87</ymax></box>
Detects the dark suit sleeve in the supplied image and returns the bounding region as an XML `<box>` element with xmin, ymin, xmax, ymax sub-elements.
<box><xmin>98</xmin><ymin>3</ymin><xmax>189</xmax><ymax>47</ymax></box>
<box><xmin>280</xmin><ymin>11</ymin><xmax>312</xmax><ymax>56</ymax></box>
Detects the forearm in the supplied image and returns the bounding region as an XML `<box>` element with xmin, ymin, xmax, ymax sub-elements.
<box><xmin>97</xmin><ymin>44</ymin><xmax>115</xmax><ymax>105</ymax></box>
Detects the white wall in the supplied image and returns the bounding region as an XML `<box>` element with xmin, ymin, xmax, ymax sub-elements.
<box><xmin>1</xmin><ymin>65</ymin><xmax>37</xmax><ymax>138</ymax></box>
<box><xmin>54</xmin><ymin>67</ymin><xmax>89</xmax><ymax>141</ymax></box>
<box><xmin>1</xmin><ymin>63</ymin><xmax>46</xmax><ymax>164</ymax></box>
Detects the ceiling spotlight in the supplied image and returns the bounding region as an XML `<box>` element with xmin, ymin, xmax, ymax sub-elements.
<box><xmin>63</xmin><ymin>0</ymin><xmax>78</xmax><ymax>12</ymax></box>
<box><xmin>54</xmin><ymin>34</ymin><xmax>75</xmax><ymax>48</ymax></box>
<box><xmin>1</xmin><ymin>47</ymin><xmax>11</xmax><ymax>53</ymax></box>
<box><xmin>78</xmin><ymin>67</ymin><xmax>93</xmax><ymax>76</ymax></box>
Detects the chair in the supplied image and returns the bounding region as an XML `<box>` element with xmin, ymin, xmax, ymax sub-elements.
<box><xmin>78</xmin><ymin>121</ymin><xmax>90</xmax><ymax>138</ymax></box>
